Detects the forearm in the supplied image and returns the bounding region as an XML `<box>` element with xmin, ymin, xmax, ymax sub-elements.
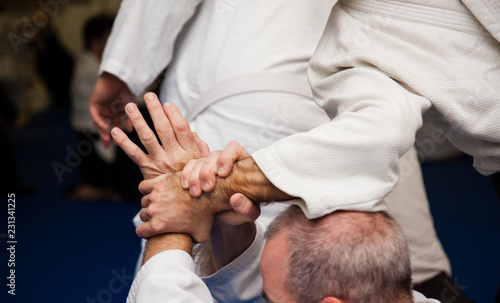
<box><xmin>201</xmin><ymin>223</ymin><xmax>267</xmax><ymax>303</ymax></box>
<box><xmin>210</xmin><ymin>221</ymin><xmax>256</xmax><ymax>271</ymax></box>
<box><xmin>210</xmin><ymin>158</ymin><xmax>293</xmax><ymax>205</ymax></box>
<box><xmin>142</xmin><ymin>233</ymin><xmax>192</xmax><ymax>265</ymax></box>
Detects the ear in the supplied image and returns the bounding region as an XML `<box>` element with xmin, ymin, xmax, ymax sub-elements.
<box><xmin>319</xmin><ymin>297</ymin><xmax>344</xmax><ymax>303</ymax></box>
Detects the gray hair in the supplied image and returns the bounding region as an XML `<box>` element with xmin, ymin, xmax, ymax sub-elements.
<box><xmin>265</xmin><ymin>205</ymin><xmax>413</xmax><ymax>303</ymax></box>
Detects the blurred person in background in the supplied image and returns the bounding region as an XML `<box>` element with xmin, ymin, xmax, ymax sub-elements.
<box><xmin>68</xmin><ymin>14</ymin><xmax>121</xmax><ymax>201</ymax></box>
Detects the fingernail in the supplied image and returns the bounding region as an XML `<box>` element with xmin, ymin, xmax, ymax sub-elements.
<box><xmin>182</xmin><ymin>178</ymin><xmax>188</xmax><ymax>188</ymax></box>
<box><xmin>190</xmin><ymin>185</ymin><xmax>198</xmax><ymax>196</ymax></box>
<box><xmin>164</xmin><ymin>102</ymin><xmax>171</xmax><ymax>108</ymax></box>
<box><xmin>202</xmin><ymin>181</ymin><xmax>209</xmax><ymax>190</ymax></box>
<box><xmin>126</xmin><ymin>103</ymin><xmax>135</xmax><ymax>113</ymax></box>
<box><xmin>145</xmin><ymin>92</ymin><xmax>154</xmax><ymax>101</ymax></box>
<box><xmin>218</xmin><ymin>166</ymin><xmax>225</xmax><ymax>175</ymax></box>
<box><xmin>234</xmin><ymin>195</ymin><xmax>244</xmax><ymax>208</ymax></box>
<box><xmin>111</xmin><ymin>128</ymin><xmax>119</xmax><ymax>136</ymax></box>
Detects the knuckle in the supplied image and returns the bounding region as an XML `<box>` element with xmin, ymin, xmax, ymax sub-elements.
<box><xmin>189</xmin><ymin>173</ymin><xmax>200</xmax><ymax>185</ymax></box>
<box><xmin>200</xmin><ymin>168</ymin><xmax>213</xmax><ymax>182</ymax></box>
<box><xmin>146</xmin><ymin>207</ymin><xmax>154</xmax><ymax>217</ymax></box>
<box><xmin>227</xmin><ymin>141</ymin><xmax>240</xmax><ymax>150</ymax></box>
<box><xmin>138</xmin><ymin>182</ymin><xmax>146</xmax><ymax>194</ymax></box>
<box><xmin>135</xmin><ymin>228</ymin><xmax>143</xmax><ymax>238</ymax></box>
<box><xmin>148</xmin><ymin>192</ymin><xmax>157</xmax><ymax>203</ymax></box>
<box><xmin>174</xmin><ymin>122</ymin><xmax>190</xmax><ymax>134</ymax></box>
<box><xmin>155</xmin><ymin>122</ymin><xmax>172</xmax><ymax>134</ymax></box>
<box><xmin>141</xmin><ymin>132</ymin><xmax>155</xmax><ymax>144</ymax></box>
<box><xmin>150</xmin><ymin>221</ymin><xmax>164</xmax><ymax>234</ymax></box>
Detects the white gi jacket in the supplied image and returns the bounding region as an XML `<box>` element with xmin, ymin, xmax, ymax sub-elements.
<box><xmin>102</xmin><ymin>0</ymin><xmax>452</xmax><ymax>285</ymax></box>
<box><xmin>100</xmin><ymin>0</ymin><xmax>333</xmax><ymax>153</ymax></box>
<box><xmin>127</xmin><ymin>223</ymin><xmax>440</xmax><ymax>303</ymax></box>
<box><xmin>101</xmin><ymin>0</ymin><xmax>334</xmax><ymax>222</ymax></box>
<box><xmin>252</xmin><ymin>0</ymin><xmax>500</xmax><ymax>219</ymax></box>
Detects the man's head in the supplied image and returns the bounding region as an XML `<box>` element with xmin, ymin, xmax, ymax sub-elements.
<box><xmin>260</xmin><ymin>205</ymin><xmax>413</xmax><ymax>303</ymax></box>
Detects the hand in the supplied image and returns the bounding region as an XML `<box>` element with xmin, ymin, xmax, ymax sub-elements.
<box><xmin>181</xmin><ymin>141</ymin><xmax>260</xmax><ymax>228</ymax></box>
<box><xmin>111</xmin><ymin>92</ymin><xmax>210</xmax><ymax>179</ymax></box>
<box><xmin>136</xmin><ymin>173</ymin><xmax>232</xmax><ymax>242</ymax></box>
<box><xmin>181</xmin><ymin>141</ymin><xmax>250</xmax><ymax>197</ymax></box>
<box><xmin>214</xmin><ymin>193</ymin><xmax>261</xmax><ymax>227</ymax></box>
<box><xmin>89</xmin><ymin>73</ymin><xmax>136</xmax><ymax>147</ymax></box>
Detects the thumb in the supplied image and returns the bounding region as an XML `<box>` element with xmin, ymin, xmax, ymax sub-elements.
<box><xmin>230</xmin><ymin>193</ymin><xmax>260</xmax><ymax>220</ymax></box>
<box><xmin>214</xmin><ymin>193</ymin><xmax>260</xmax><ymax>226</ymax></box>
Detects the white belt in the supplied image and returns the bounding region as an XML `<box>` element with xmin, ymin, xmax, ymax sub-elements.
<box><xmin>185</xmin><ymin>72</ymin><xmax>313</xmax><ymax>122</ymax></box>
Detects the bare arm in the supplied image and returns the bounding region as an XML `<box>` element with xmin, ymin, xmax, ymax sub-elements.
<box><xmin>142</xmin><ymin>233</ymin><xmax>192</xmax><ymax>265</ymax></box>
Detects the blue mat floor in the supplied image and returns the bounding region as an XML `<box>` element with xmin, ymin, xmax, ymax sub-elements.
<box><xmin>0</xmin><ymin>108</ymin><xmax>499</xmax><ymax>303</ymax></box>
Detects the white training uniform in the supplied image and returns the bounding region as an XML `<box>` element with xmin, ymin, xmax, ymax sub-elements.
<box><xmin>71</xmin><ymin>51</ymin><xmax>116</xmax><ymax>163</ymax></box>
<box><xmin>127</xmin><ymin>223</ymin><xmax>441</xmax><ymax>303</ymax></box>
<box><xmin>101</xmin><ymin>0</ymin><xmax>450</xmax><ymax>286</ymax></box>
<box><xmin>252</xmin><ymin>0</ymin><xmax>500</xmax><ymax>222</ymax></box>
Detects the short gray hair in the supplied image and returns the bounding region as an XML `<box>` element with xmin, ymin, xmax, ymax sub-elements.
<box><xmin>265</xmin><ymin>205</ymin><xmax>412</xmax><ymax>303</ymax></box>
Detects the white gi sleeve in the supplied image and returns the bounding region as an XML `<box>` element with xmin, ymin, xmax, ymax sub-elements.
<box><xmin>100</xmin><ymin>0</ymin><xmax>203</xmax><ymax>96</ymax></box>
<box><xmin>200</xmin><ymin>222</ymin><xmax>267</xmax><ymax>303</ymax></box>
<box><xmin>252</xmin><ymin>67</ymin><xmax>431</xmax><ymax>219</ymax></box>
<box><xmin>127</xmin><ymin>249</ymin><xmax>214</xmax><ymax>303</ymax></box>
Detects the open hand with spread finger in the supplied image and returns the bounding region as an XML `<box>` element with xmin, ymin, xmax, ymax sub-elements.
<box><xmin>111</xmin><ymin>92</ymin><xmax>210</xmax><ymax>179</ymax></box>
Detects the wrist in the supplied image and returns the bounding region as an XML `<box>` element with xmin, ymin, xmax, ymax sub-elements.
<box><xmin>143</xmin><ymin>233</ymin><xmax>193</xmax><ymax>265</ymax></box>
<box><xmin>226</xmin><ymin>158</ymin><xmax>292</xmax><ymax>203</ymax></box>
<box><xmin>210</xmin><ymin>221</ymin><xmax>256</xmax><ymax>270</ymax></box>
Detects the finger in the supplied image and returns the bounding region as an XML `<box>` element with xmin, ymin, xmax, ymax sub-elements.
<box><xmin>163</xmin><ymin>102</ymin><xmax>199</xmax><ymax>152</ymax></box>
<box><xmin>144</xmin><ymin>93</ymin><xmax>178</xmax><ymax>150</ymax></box>
<box><xmin>217</xmin><ymin>141</ymin><xmax>250</xmax><ymax>177</ymax></box>
<box><xmin>181</xmin><ymin>159</ymin><xmax>197</xmax><ymax>189</ymax></box>
<box><xmin>138</xmin><ymin>178</ymin><xmax>156</xmax><ymax>195</ymax></box>
<box><xmin>199</xmin><ymin>152</ymin><xmax>220</xmax><ymax>192</ymax></box>
<box><xmin>188</xmin><ymin>161</ymin><xmax>204</xmax><ymax>197</ymax></box>
<box><xmin>230</xmin><ymin>193</ymin><xmax>260</xmax><ymax>222</ymax></box>
<box><xmin>193</xmin><ymin>132</ymin><xmax>210</xmax><ymax>157</ymax></box>
<box><xmin>111</xmin><ymin>127</ymin><xmax>149</xmax><ymax>167</ymax></box>
<box><xmin>90</xmin><ymin>105</ymin><xmax>112</xmax><ymax>147</ymax></box>
<box><xmin>139</xmin><ymin>207</ymin><xmax>151</xmax><ymax>222</ymax></box>
<box><xmin>125</xmin><ymin>102</ymin><xmax>163</xmax><ymax>157</ymax></box>
<box><xmin>215</xmin><ymin>194</ymin><xmax>260</xmax><ymax>226</ymax></box>
<box><xmin>136</xmin><ymin>222</ymin><xmax>154</xmax><ymax>239</ymax></box>
<box><xmin>141</xmin><ymin>194</ymin><xmax>150</xmax><ymax>208</ymax></box>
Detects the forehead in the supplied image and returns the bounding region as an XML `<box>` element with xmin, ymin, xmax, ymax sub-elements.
<box><xmin>260</xmin><ymin>232</ymin><xmax>296</xmax><ymax>303</ymax></box>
